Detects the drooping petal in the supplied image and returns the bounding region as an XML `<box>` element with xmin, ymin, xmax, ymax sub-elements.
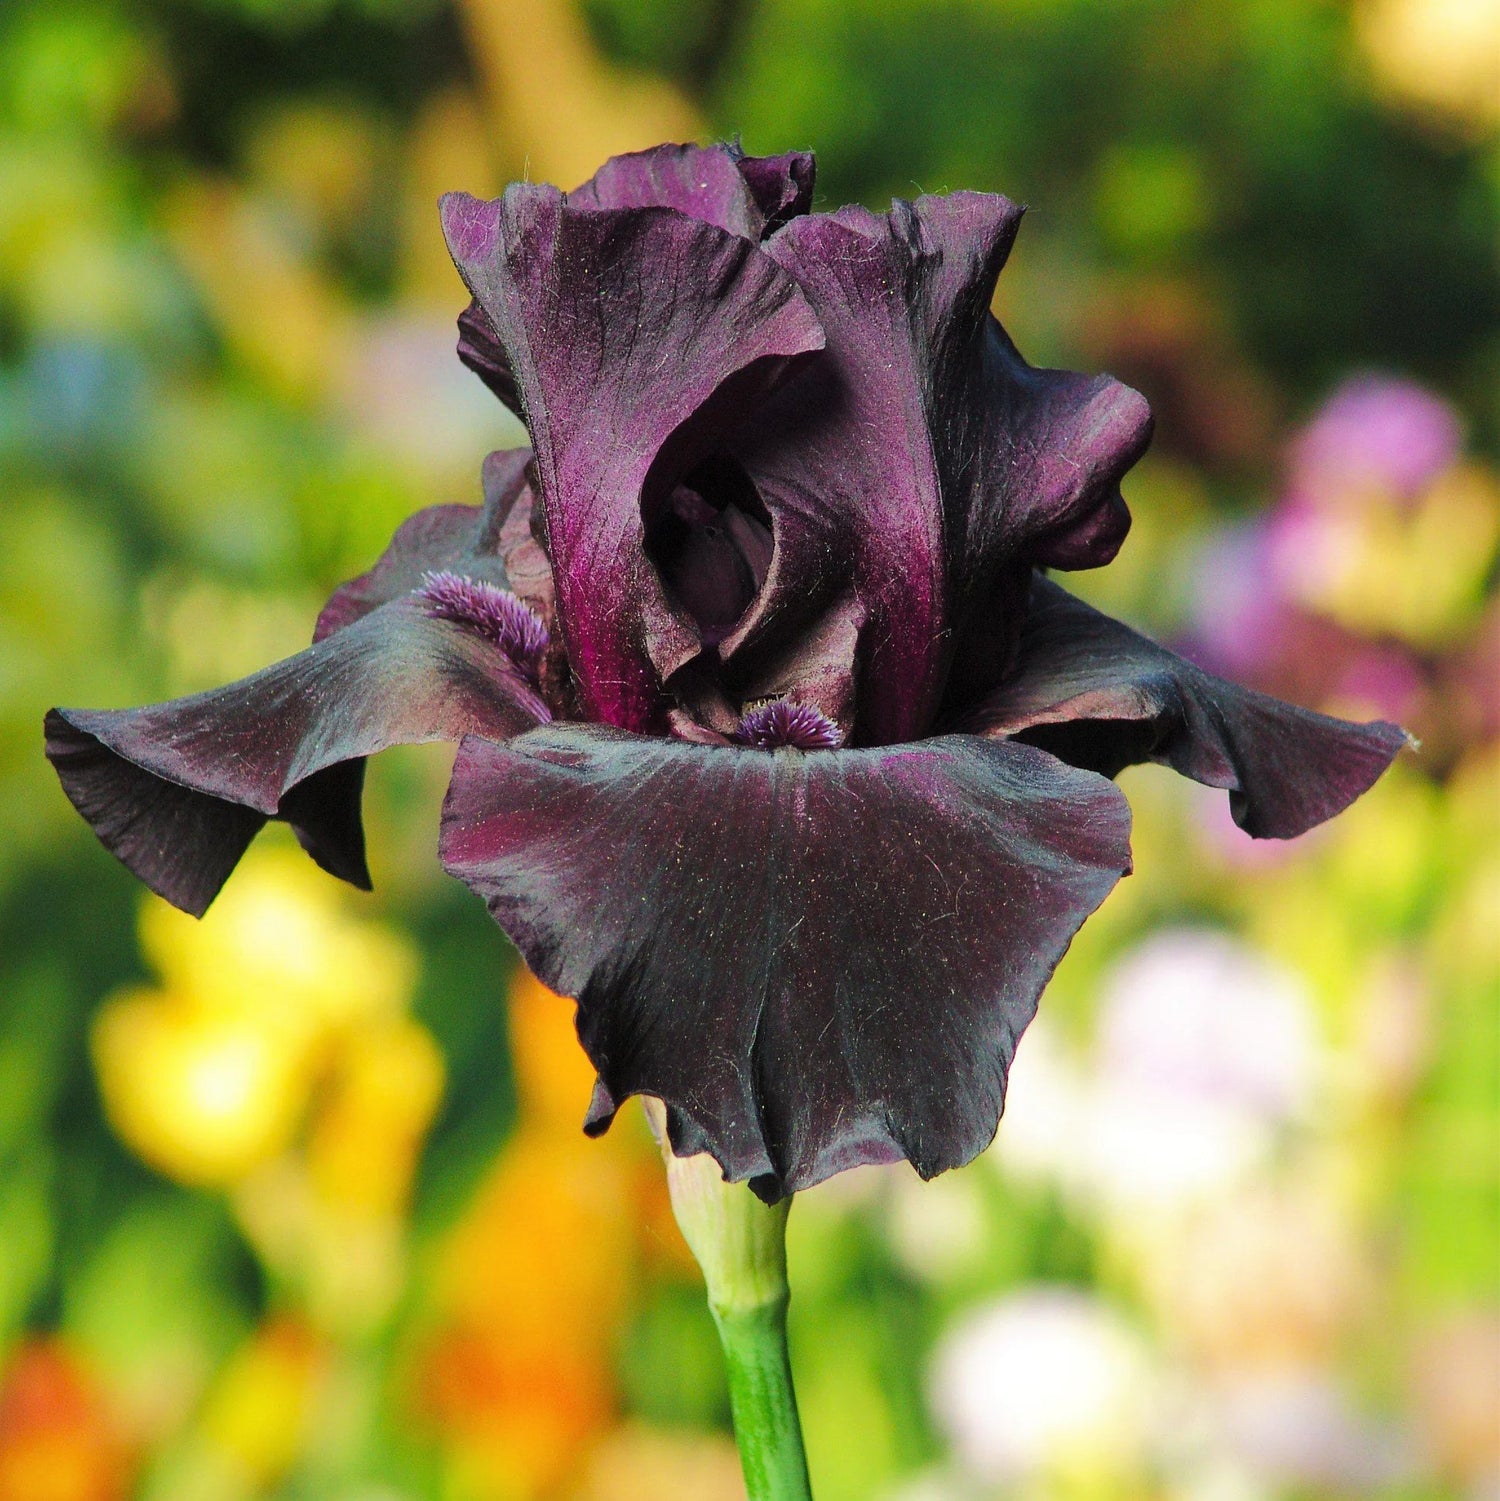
<box><xmin>47</xmin><ymin>541</ymin><xmax>550</xmax><ymax>916</ymax></box>
<box><xmin>966</xmin><ymin>577</ymin><xmax>1410</xmax><ymax>838</ymax></box>
<box><xmin>441</xmin><ymin>184</ymin><xmax>824</xmax><ymax>731</ymax></box>
<box><xmin>724</xmin><ymin>193</ymin><xmax>1152</xmax><ymax>744</ymax></box>
<box><xmin>440</xmin><ymin>724</ymin><xmax>1132</xmax><ymax>1200</ymax></box>
<box><xmin>454</xmin><ymin>144</ymin><xmax>816</xmax><ymax>418</ymax></box>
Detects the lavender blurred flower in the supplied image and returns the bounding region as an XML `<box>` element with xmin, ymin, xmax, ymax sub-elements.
<box><xmin>1284</xmin><ymin>373</ymin><xmax>1462</xmax><ymax>512</ymax></box>
<box><xmin>46</xmin><ymin>143</ymin><xmax>1407</xmax><ymax>1200</ymax></box>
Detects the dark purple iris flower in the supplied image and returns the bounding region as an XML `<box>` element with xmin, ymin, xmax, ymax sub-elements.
<box><xmin>45</xmin><ymin>143</ymin><xmax>1408</xmax><ymax>1201</ymax></box>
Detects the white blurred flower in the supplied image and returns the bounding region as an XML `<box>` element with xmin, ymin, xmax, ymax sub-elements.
<box><xmin>929</xmin><ymin>1287</ymin><xmax>1154</xmax><ymax>1482</ymax></box>
<box><xmin>1095</xmin><ymin>930</ymin><xmax>1317</xmax><ymax>1120</ymax></box>
<box><xmin>1078</xmin><ymin>929</ymin><xmax>1319</xmax><ymax>1209</ymax></box>
<box><xmin>1080</xmin><ymin>1083</ymin><xmax>1269</xmax><ymax>1209</ymax></box>
<box><xmin>883</xmin><ymin>1470</ymin><xmax>986</xmax><ymax>1501</ymax></box>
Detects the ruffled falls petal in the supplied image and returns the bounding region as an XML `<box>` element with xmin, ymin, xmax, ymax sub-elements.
<box><xmin>725</xmin><ymin>193</ymin><xmax>1152</xmax><ymax>745</ymax></box>
<box><xmin>47</xmin><ymin>555</ymin><xmax>550</xmax><ymax>917</ymax></box>
<box><xmin>968</xmin><ymin>577</ymin><xmax>1410</xmax><ymax>838</ymax></box>
<box><xmin>439</xmin><ymin>724</ymin><xmax>1132</xmax><ymax>1199</ymax></box>
<box><xmin>441</xmin><ymin>184</ymin><xmax>824</xmax><ymax>732</ymax></box>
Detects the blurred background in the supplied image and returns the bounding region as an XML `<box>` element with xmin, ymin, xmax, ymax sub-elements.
<box><xmin>0</xmin><ymin>0</ymin><xmax>1497</xmax><ymax>1497</ymax></box>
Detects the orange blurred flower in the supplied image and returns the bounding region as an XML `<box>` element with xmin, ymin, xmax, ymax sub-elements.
<box><xmin>0</xmin><ymin>1342</ymin><xmax>127</xmax><ymax>1501</ymax></box>
<box><xmin>415</xmin><ymin>971</ymin><xmax>669</xmax><ymax>1498</ymax></box>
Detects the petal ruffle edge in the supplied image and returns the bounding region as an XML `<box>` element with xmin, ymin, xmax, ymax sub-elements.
<box><xmin>724</xmin><ymin>193</ymin><xmax>1152</xmax><ymax>745</ymax></box>
<box><xmin>455</xmin><ymin>142</ymin><xmax>816</xmax><ymax>417</ymax></box>
<box><xmin>440</xmin><ymin>724</ymin><xmax>1132</xmax><ymax>1199</ymax></box>
<box><xmin>46</xmin><ymin>493</ymin><xmax>548</xmax><ymax>916</ymax></box>
<box><xmin>967</xmin><ymin>576</ymin><xmax>1410</xmax><ymax>838</ymax></box>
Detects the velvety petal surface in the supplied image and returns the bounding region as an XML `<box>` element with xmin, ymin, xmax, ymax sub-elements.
<box><xmin>440</xmin><ymin>724</ymin><xmax>1132</xmax><ymax>1199</ymax></box>
<box><xmin>968</xmin><ymin>577</ymin><xmax>1410</xmax><ymax>838</ymax></box>
<box><xmin>455</xmin><ymin>144</ymin><xmax>816</xmax><ymax>419</ymax></box>
<box><xmin>47</xmin><ymin>491</ymin><xmax>549</xmax><ymax>916</ymax></box>
<box><xmin>725</xmin><ymin>194</ymin><xmax>1152</xmax><ymax>743</ymax></box>
<box><xmin>442</xmin><ymin>184</ymin><xmax>824</xmax><ymax>731</ymax></box>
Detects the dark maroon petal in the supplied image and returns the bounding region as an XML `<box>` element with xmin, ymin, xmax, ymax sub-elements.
<box><xmin>967</xmin><ymin>577</ymin><xmax>1410</xmax><ymax>839</ymax></box>
<box><xmin>453</xmin><ymin>148</ymin><xmax>816</xmax><ymax>413</ymax></box>
<box><xmin>732</xmin><ymin>147</ymin><xmax>817</xmax><ymax>234</ymax></box>
<box><xmin>441</xmin><ymin>185</ymin><xmax>824</xmax><ymax>732</ymax></box>
<box><xmin>439</xmin><ymin>724</ymin><xmax>1132</xmax><ymax>1200</ymax></box>
<box><xmin>569</xmin><ymin>141</ymin><xmax>814</xmax><ymax>240</ymax></box>
<box><xmin>725</xmin><ymin>193</ymin><xmax>1151</xmax><ymax>745</ymax></box>
<box><xmin>46</xmin><ymin>596</ymin><xmax>549</xmax><ymax>917</ymax></box>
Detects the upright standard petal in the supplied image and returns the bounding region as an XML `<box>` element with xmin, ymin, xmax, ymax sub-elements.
<box><xmin>46</xmin><ymin>505</ymin><xmax>550</xmax><ymax>916</ymax></box>
<box><xmin>440</xmin><ymin>725</ymin><xmax>1132</xmax><ymax>1200</ymax></box>
<box><xmin>725</xmin><ymin>194</ymin><xmax>1152</xmax><ymax>744</ymax></box>
<box><xmin>455</xmin><ymin>144</ymin><xmax>816</xmax><ymax>418</ymax></box>
<box><xmin>441</xmin><ymin>185</ymin><xmax>824</xmax><ymax>731</ymax></box>
<box><xmin>967</xmin><ymin>577</ymin><xmax>1410</xmax><ymax>838</ymax></box>
<box><xmin>569</xmin><ymin>141</ymin><xmax>816</xmax><ymax>239</ymax></box>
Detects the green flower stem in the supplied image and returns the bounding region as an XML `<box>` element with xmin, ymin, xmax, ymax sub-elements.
<box><xmin>647</xmin><ymin>1101</ymin><xmax>814</xmax><ymax>1501</ymax></box>
<box><xmin>713</xmin><ymin>1298</ymin><xmax>811</xmax><ymax>1501</ymax></box>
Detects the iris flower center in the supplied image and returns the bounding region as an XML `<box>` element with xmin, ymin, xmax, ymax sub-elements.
<box><xmin>646</xmin><ymin>453</ymin><xmax>774</xmax><ymax>645</ymax></box>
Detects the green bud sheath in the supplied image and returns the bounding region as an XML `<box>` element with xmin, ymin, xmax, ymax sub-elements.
<box><xmin>646</xmin><ymin>1100</ymin><xmax>814</xmax><ymax>1501</ymax></box>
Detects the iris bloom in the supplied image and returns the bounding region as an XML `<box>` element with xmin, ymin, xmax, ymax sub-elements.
<box><xmin>46</xmin><ymin>144</ymin><xmax>1406</xmax><ymax>1202</ymax></box>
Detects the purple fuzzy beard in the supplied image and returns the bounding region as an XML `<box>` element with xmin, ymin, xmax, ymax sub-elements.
<box><xmin>416</xmin><ymin>570</ymin><xmax>548</xmax><ymax>675</ymax></box>
<box><xmin>733</xmin><ymin>699</ymin><xmax>844</xmax><ymax>750</ymax></box>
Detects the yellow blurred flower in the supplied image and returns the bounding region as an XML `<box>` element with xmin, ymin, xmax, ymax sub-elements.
<box><xmin>93</xmin><ymin>985</ymin><xmax>313</xmax><ymax>1187</ymax></box>
<box><xmin>1359</xmin><ymin>0</ymin><xmax>1500</xmax><ymax>134</ymax></box>
<box><xmin>165</xmin><ymin>179</ymin><xmax>357</xmax><ymax>404</ymax></box>
<box><xmin>199</xmin><ymin>1318</ymin><xmax>326</xmax><ymax>1492</ymax></box>
<box><xmin>458</xmin><ymin>0</ymin><xmax>699</xmax><ymax>189</ymax></box>
<box><xmin>137</xmin><ymin>849</ymin><xmax>416</xmax><ymax>1039</ymax></box>
<box><xmin>507</xmin><ymin>968</ymin><xmax>600</xmax><ymax>1131</ymax></box>
<box><xmin>94</xmin><ymin>847</ymin><xmax>420</xmax><ymax>1190</ymax></box>
<box><xmin>417</xmin><ymin>971</ymin><xmax>655</xmax><ymax>1499</ymax></box>
<box><xmin>307</xmin><ymin>1017</ymin><xmax>445</xmax><ymax>1218</ymax></box>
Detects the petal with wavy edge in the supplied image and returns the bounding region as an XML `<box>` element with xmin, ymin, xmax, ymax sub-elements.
<box><xmin>440</xmin><ymin>724</ymin><xmax>1132</xmax><ymax>1200</ymax></box>
<box><xmin>967</xmin><ymin>576</ymin><xmax>1410</xmax><ymax>838</ymax></box>
<box><xmin>725</xmin><ymin>194</ymin><xmax>1151</xmax><ymax>744</ymax></box>
<box><xmin>441</xmin><ymin>184</ymin><xmax>824</xmax><ymax>731</ymax></box>
<box><xmin>46</xmin><ymin>580</ymin><xmax>549</xmax><ymax>917</ymax></box>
